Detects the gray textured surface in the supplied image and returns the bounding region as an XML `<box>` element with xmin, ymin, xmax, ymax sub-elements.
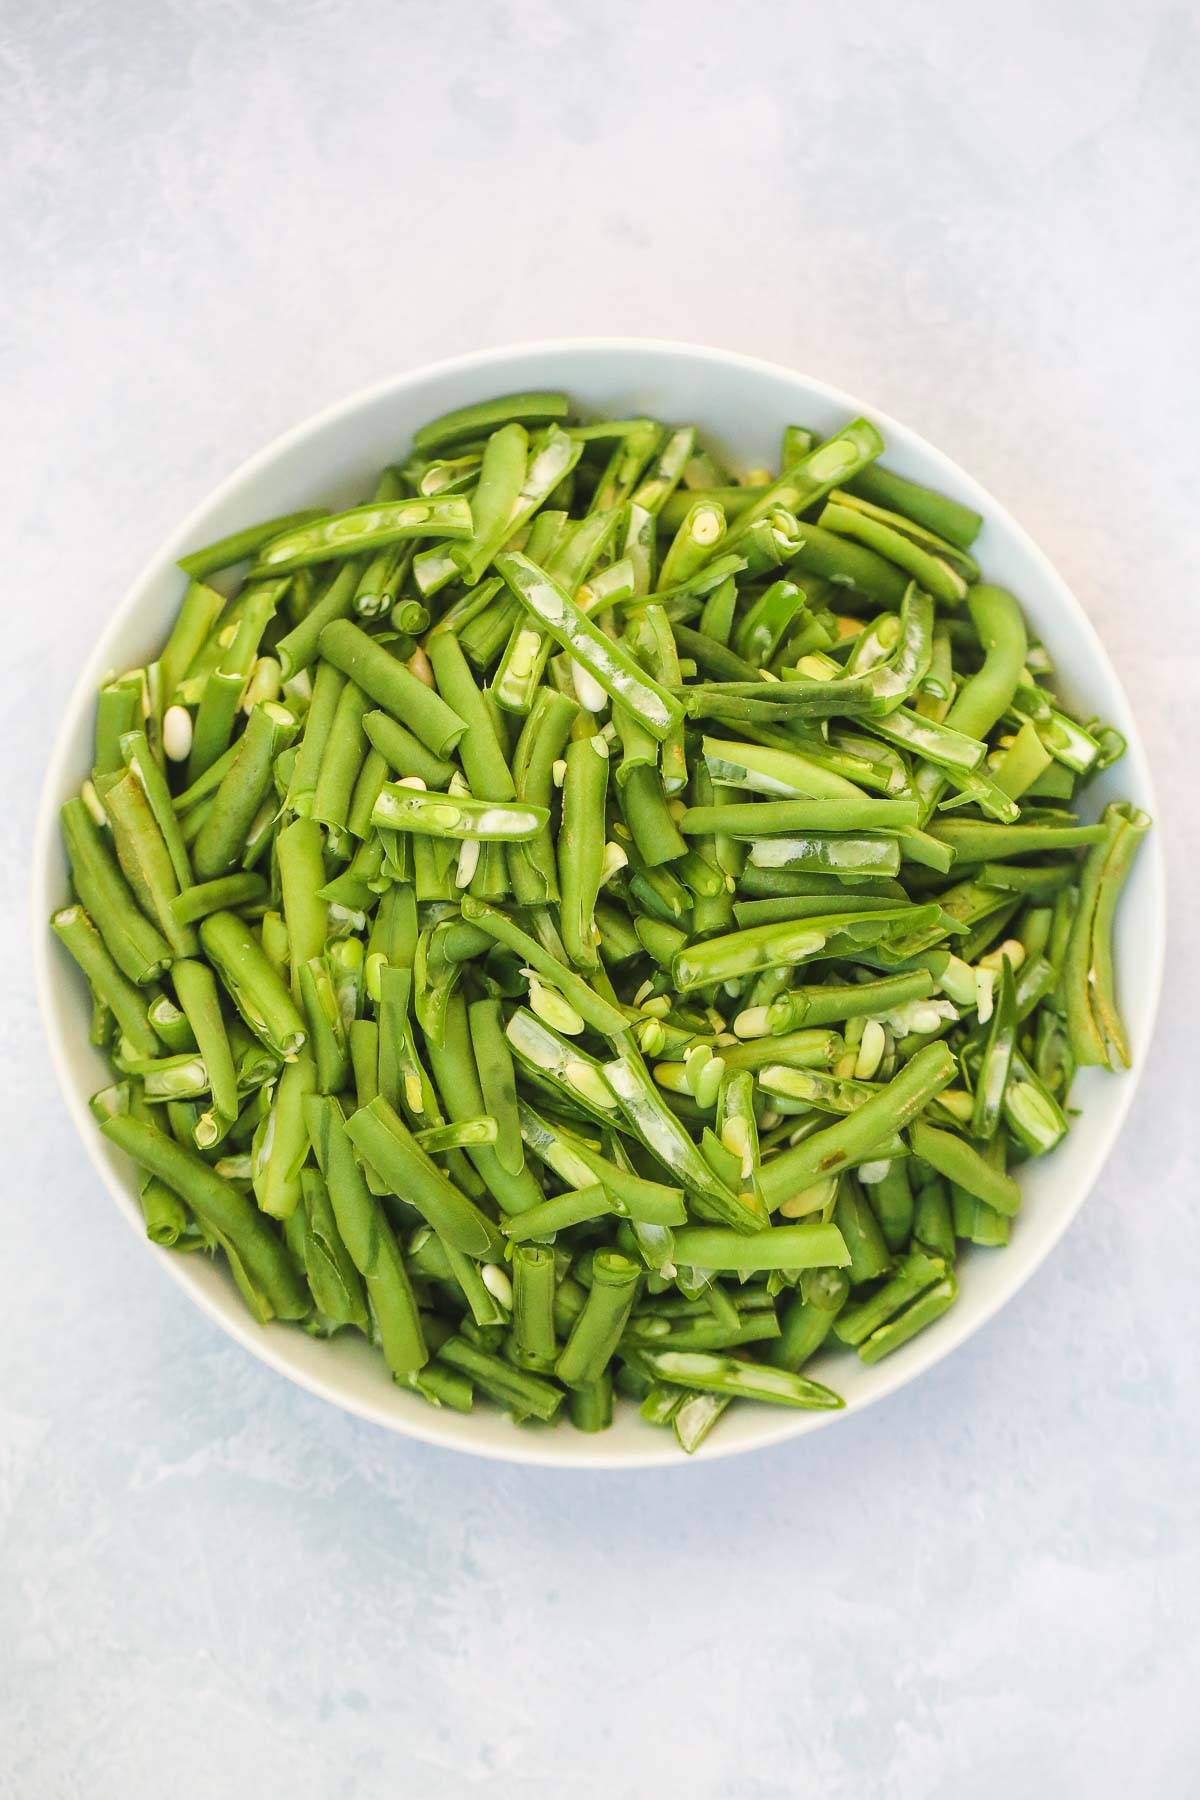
<box><xmin>4</xmin><ymin>3</ymin><xmax>1199</xmax><ymax>1795</ymax></box>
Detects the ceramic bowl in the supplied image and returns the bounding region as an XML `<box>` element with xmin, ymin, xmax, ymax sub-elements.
<box><xmin>33</xmin><ymin>340</ymin><xmax>1165</xmax><ymax>1466</ymax></box>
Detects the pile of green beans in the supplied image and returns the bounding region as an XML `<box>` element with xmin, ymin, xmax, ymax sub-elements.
<box><xmin>54</xmin><ymin>389</ymin><xmax>1149</xmax><ymax>1453</ymax></box>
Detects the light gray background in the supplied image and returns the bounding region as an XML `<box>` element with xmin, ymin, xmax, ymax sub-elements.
<box><xmin>4</xmin><ymin>3</ymin><xmax>1198</xmax><ymax>1796</ymax></box>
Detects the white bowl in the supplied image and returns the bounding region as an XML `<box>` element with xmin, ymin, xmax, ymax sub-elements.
<box><xmin>33</xmin><ymin>339</ymin><xmax>1165</xmax><ymax>1467</ymax></box>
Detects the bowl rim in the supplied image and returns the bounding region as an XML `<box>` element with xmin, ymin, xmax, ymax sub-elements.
<box><xmin>32</xmin><ymin>335</ymin><xmax>1167</xmax><ymax>1469</ymax></box>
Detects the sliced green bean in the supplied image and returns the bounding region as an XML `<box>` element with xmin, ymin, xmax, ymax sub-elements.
<box><xmin>178</xmin><ymin>509</ymin><xmax>327</xmax><ymax>578</ymax></box>
<box><xmin>319</xmin><ymin>620</ymin><xmax>466</xmax><ymax>757</ymax></box>
<box><xmin>346</xmin><ymin>1096</ymin><xmax>505</xmax><ymax>1259</ymax></box>
<box><xmin>414</xmin><ymin>391</ymin><xmax>569</xmax><ymax>453</ymax></box>
<box><xmin>496</xmin><ymin>552</ymin><xmax>685</xmax><ymax>741</ymax></box>
<box><xmin>637</xmin><ymin>1349</ymin><xmax>843</xmax><ymax>1409</ymax></box>
<box><xmin>908</xmin><ymin>1120</ymin><xmax>1021</xmax><ymax>1216</ymax></box>
<box><xmin>556</xmin><ymin>1250</ymin><xmax>641</xmax><ymax>1388</ymax></box>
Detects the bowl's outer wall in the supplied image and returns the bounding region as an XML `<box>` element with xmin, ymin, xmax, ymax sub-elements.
<box><xmin>34</xmin><ymin>341</ymin><xmax>1165</xmax><ymax>1467</ymax></box>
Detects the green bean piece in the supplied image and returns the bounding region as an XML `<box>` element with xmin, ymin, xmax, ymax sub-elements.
<box><xmin>639</xmin><ymin>1349</ymin><xmax>843</xmax><ymax>1410</ymax></box>
<box><xmin>669</xmin><ymin>1222</ymin><xmax>849</xmax><ymax>1273</ymax></box>
<box><xmin>414</xmin><ymin>391</ymin><xmax>569</xmax><ymax>453</ymax></box>
<box><xmin>52</xmin><ymin>905</ymin><xmax>163</xmax><ymax>1057</ymax></box>
<box><xmin>193</xmin><ymin>702</ymin><xmax>295</xmax><ymax>880</ymax></box>
<box><xmin>908</xmin><ymin>1120</ymin><xmax>1021</xmax><ymax>1216</ymax></box>
<box><xmin>505</xmin><ymin>686</ymin><xmax>577</xmax><ymax>904</ymax></box>
<box><xmin>731</xmin><ymin>578</ymin><xmax>805</xmax><ymax>667</ymax></box>
<box><xmin>171</xmin><ymin>959</ymin><xmax>238</xmax><ymax>1122</ymax></box>
<box><xmin>628</xmin><ymin>1309</ymin><xmax>782</xmax><ymax>1358</ymax></box>
<box><xmin>693</xmin><ymin>573</ymin><xmax>736</xmax><ymax>648</ymax></box>
<box><xmin>658</xmin><ymin>499</ymin><xmax>727</xmax><ymax>591</ymax></box>
<box><xmin>832</xmin><ymin>1177</ymin><xmax>892</xmax><ymax>1283</ymax></box>
<box><xmin>198</xmin><ymin>910</ymin><xmax>307</xmax><ymax>1060</ymax></box>
<box><xmin>298</xmin><ymin>1167</ymin><xmax>370</xmax><ymax>1331</ymax></box>
<box><xmin>103</xmin><ymin>767</ymin><xmax>197</xmax><ymax>959</ymax></box>
<box><xmin>556</xmin><ymin>1250</ymin><xmax>641</xmax><ymax>1388</ymax></box>
<box><xmin>557</xmin><ymin>733</ymin><xmax>610</xmax><ymax>970</ymax></box>
<box><xmin>178</xmin><ymin>510</ymin><xmax>327</xmax><ymax>578</ymax></box>
<box><xmin>834</xmin><ymin>1249</ymin><xmax>948</xmax><ymax>1347</ymax></box>
<box><xmin>928</xmin><ymin>819</ymin><xmax>1105</xmax><ymax>861</ymax></box>
<box><xmin>358</xmin><ymin>710</ymin><xmax>455</xmax><ymax>790</ymax></box>
<box><xmin>186</xmin><ymin>583</ymin><xmax>281</xmax><ymax>784</ymax></box>
<box><xmin>1002</xmin><ymin>1048</ymin><xmax>1069</xmax><ymax>1155</ymax></box>
<box><xmin>951</xmin><ymin>1178</ymin><xmax>1010</xmax><ymax>1247</ymax></box>
<box><xmin>672</xmin><ymin>904</ymin><xmax>930</xmax><ymax>992</ymax></box>
<box><xmin>169</xmin><ymin>872</ymin><xmax>268</xmax><ymax>927</ymax></box>
<box><xmin>759</xmin><ymin>1042</ymin><xmax>955</xmax><ymax>1211</ymax></box>
<box><xmin>768</xmin><ymin>1273</ymin><xmax>850</xmax><ymax>1371</ymax></box>
<box><xmin>137</xmin><ymin>1176</ymin><xmax>205</xmax><ymax>1250</ymax></box>
<box><xmin>846</xmin><ymin>463</ymin><xmax>982</xmax><ymax>551</ymax></box>
<box><xmin>701</xmin><ymin>734</ymin><xmax>867</xmax><ymax>800</ymax></box>
<box><xmin>304</xmin><ymin>1095</ymin><xmax>427</xmax><ymax>1374</ymax></box>
<box><xmin>285</xmin><ymin>658</ymin><xmax>344</xmax><ymax>817</ymax></box>
<box><xmin>467</xmin><ymin>996</ymin><xmax>524</xmax><ymax>1176</ymax></box>
<box><xmin>620</xmin><ymin>762</ymin><xmax>687</xmax><ymax>869</ymax></box>
<box><xmin>602</xmin><ymin>1043</ymin><xmax>764</xmax><ymax>1232</ymax></box>
<box><xmin>682</xmin><ymin>797</ymin><xmax>918</xmax><ymax>837</ymax></box>
<box><xmin>858</xmin><ymin>1275</ymin><xmax>957</xmax><ymax>1362</ymax></box>
<box><xmin>247</xmin><ymin>1052</ymin><xmax>312</xmax><ymax>1219</ymax></box>
<box><xmin>681</xmin><ymin>676</ymin><xmax>877</xmax><ymax>728</ymax></box>
<box><xmin>275</xmin><ymin>816</ymin><xmax>327</xmax><ymax>998</ymax></box>
<box><xmin>990</xmin><ymin>717</ymin><xmax>1053</xmax><ymax>799</ymax></box>
<box><xmin>1062</xmin><ymin>802</ymin><xmax>1150</xmax><ymax>1070</ymax></box>
<box><xmin>447</xmin><ymin>422</ymin><xmax>528</xmax><ymax>585</ymax></box>
<box><xmin>438</xmin><ymin>1335</ymin><xmax>562</xmax><ymax>1422</ymax></box>
<box><xmin>819</xmin><ymin>501</ymin><xmax>968</xmax><ymax>603</ymax></box>
<box><xmin>248</xmin><ymin>496</ymin><xmax>471</xmax><ymax>577</ymax></box>
<box><xmin>971</xmin><ymin>955</ymin><xmax>1017</xmax><ymax>1140</ymax></box>
<box><xmin>376</xmin><ymin>964</ymin><xmax>439</xmax><ymax>1131</ymax></box>
<box><xmin>512</xmin><ymin>1243</ymin><xmax>558</xmax><ymax>1370</ymax></box>
<box><xmin>144</xmin><ymin>993</ymin><xmax>195</xmax><ymax>1054</ymax></box>
<box><xmin>61</xmin><ymin>796</ymin><xmax>172</xmax><ymax>985</ymax></box>
<box><xmin>298</xmin><ymin>956</ymin><xmax>350</xmax><ymax>1095</ymax></box>
<box><xmin>791</xmin><ymin>521</ymin><xmax>911</xmax><ymax>606</ymax></box>
<box><xmin>640</xmin><ymin>1382</ymin><xmax>685</xmax><ymax>1426</ymax></box>
<box><xmin>945</xmin><ymin>585</ymin><xmax>1028</xmax><ymax>740</ymax></box>
<box><xmin>425</xmin><ymin>631</ymin><xmax>515</xmax><ymax>799</ymax></box>
<box><xmin>346</xmin><ymin>1096</ymin><xmax>505</xmax><ymax>1259</ymax></box>
<box><xmin>119</xmin><ymin>729</ymin><xmax>193</xmax><ymax>891</ymax></box>
<box><xmin>570</xmin><ymin>1373</ymin><xmax>614</xmax><ymax>1433</ymax></box>
<box><xmin>868</xmin><ymin>1158</ymin><xmax>916</xmax><ymax>1253</ymax></box>
<box><xmin>310</xmin><ymin>682</ymin><xmax>370</xmax><ymax>833</ymax></box>
<box><xmin>314</xmin><ymin>621</ymin><xmax>464</xmax><ymax>759</ymax></box>
<box><xmin>501</xmin><ymin>1185</ymin><xmax>613</xmax><ymax>1241</ymax></box>
<box><xmin>749</xmin><ymin>971</ymin><xmax>935</xmax><ymax>1035</ymax></box>
<box><xmin>496</xmin><ymin>552</ymin><xmax>685</xmax><ymax>742</ymax></box>
<box><xmin>371</xmin><ymin>783</ymin><xmax>546</xmax><ymax>842</ymax></box>
<box><xmin>159</xmin><ymin>579</ymin><xmax>227</xmax><ymax>701</ymax></box>
<box><xmin>911</xmin><ymin>1171</ymin><xmax>956</xmax><ymax>1263</ymax></box>
<box><xmin>349</xmin><ymin>1018</ymin><xmax>379</xmax><ymax>1111</ymax></box>
<box><xmin>720</xmin><ymin>420</ymin><xmax>884</xmax><ymax>555</ymax></box>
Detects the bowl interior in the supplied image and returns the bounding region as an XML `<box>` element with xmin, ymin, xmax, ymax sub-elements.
<box><xmin>33</xmin><ymin>340</ymin><xmax>1165</xmax><ymax>1467</ymax></box>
